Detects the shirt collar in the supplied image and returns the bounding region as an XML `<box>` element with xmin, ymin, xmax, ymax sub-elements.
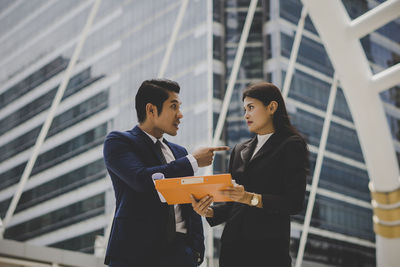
<box><xmin>141</xmin><ymin>127</ymin><xmax>164</xmax><ymax>144</ymax></box>
<box><xmin>257</xmin><ymin>132</ymin><xmax>274</xmax><ymax>145</ymax></box>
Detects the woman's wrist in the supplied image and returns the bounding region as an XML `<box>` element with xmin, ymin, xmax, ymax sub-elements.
<box><xmin>239</xmin><ymin>192</ymin><xmax>253</xmax><ymax>205</ymax></box>
<box><xmin>243</xmin><ymin>192</ymin><xmax>263</xmax><ymax>208</ymax></box>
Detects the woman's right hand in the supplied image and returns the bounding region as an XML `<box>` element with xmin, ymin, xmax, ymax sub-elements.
<box><xmin>190</xmin><ymin>194</ymin><xmax>214</xmax><ymax>217</ymax></box>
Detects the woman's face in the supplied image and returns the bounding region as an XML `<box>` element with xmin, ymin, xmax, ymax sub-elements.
<box><xmin>243</xmin><ymin>96</ymin><xmax>276</xmax><ymax>134</ymax></box>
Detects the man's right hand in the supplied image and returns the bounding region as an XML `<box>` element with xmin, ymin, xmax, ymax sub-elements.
<box><xmin>192</xmin><ymin>146</ymin><xmax>229</xmax><ymax>167</ymax></box>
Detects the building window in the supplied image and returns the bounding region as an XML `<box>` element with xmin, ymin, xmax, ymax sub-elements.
<box><xmin>0</xmin><ymin>90</ymin><xmax>108</xmax><ymax>163</ymax></box>
<box><xmin>213</xmin><ymin>35</ymin><xmax>224</xmax><ymax>61</ymax></box>
<box><xmin>0</xmin><ymin>56</ymin><xmax>69</xmax><ymax>109</ymax></box>
<box><xmin>280</xmin><ymin>32</ymin><xmax>334</xmax><ymax>76</ymax></box>
<box><xmin>213</xmin><ymin>73</ymin><xmax>225</xmax><ymax>99</ymax></box>
<box><xmin>0</xmin><ymin>159</ymin><xmax>106</xmax><ymax>217</ymax></box>
<box><xmin>50</xmin><ymin>229</ymin><xmax>104</xmax><ymax>254</ymax></box>
<box><xmin>0</xmin><ymin>68</ymin><xmax>103</xmax><ymax>136</ymax></box>
<box><xmin>293</xmin><ymin>195</ymin><xmax>374</xmax><ymax>241</ymax></box>
<box><xmin>290</xmin><ymin>234</ymin><xmax>375</xmax><ymax>266</ymax></box>
<box><xmin>4</xmin><ymin>193</ymin><xmax>105</xmax><ymax>241</ymax></box>
<box><xmin>213</xmin><ymin>0</ymin><xmax>224</xmax><ymax>23</ymax></box>
<box><xmin>279</xmin><ymin>0</ymin><xmax>317</xmax><ymax>34</ymax></box>
<box><xmin>0</xmin><ymin>124</ymin><xmax>107</xmax><ymax>191</ymax></box>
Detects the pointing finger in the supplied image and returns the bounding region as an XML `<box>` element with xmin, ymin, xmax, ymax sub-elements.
<box><xmin>209</xmin><ymin>146</ymin><xmax>230</xmax><ymax>152</ymax></box>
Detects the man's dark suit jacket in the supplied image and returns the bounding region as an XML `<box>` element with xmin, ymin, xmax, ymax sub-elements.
<box><xmin>207</xmin><ymin>133</ymin><xmax>308</xmax><ymax>249</ymax></box>
<box><xmin>103</xmin><ymin>126</ymin><xmax>204</xmax><ymax>266</ymax></box>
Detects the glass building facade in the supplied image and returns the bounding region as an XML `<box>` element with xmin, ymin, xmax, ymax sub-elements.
<box><xmin>0</xmin><ymin>0</ymin><xmax>212</xmax><ymax>254</ymax></box>
<box><xmin>0</xmin><ymin>0</ymin><xmax>398</xmax><ymax>266</ymax></box>
<box><xmin>212</xmin><ymin>0</ymin><xmax>398</xmax><ymax>266</ymax></box>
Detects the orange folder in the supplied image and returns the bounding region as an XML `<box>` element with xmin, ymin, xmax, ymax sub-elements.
<box><xmin>154</xmin><ymin>173</ymin><xmax>233</xmax><ymax>204</ymax></box>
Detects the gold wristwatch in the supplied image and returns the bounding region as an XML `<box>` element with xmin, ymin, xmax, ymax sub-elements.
<box><xmin>250</xmin><ymin>193</ymin><xmax>259</xmax><ymax>206</ymax></box>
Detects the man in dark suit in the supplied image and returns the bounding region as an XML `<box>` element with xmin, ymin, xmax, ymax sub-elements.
<box><xmin>103</xmin><ymin>79</ymin><xmax>228</xmax><ymax>266</ymax></box>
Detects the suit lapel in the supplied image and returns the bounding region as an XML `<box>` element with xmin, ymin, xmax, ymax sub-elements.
<box><xmin>249</xmin><ymin>133</ymin><xmax>281</xmax><ymax>164</ymax></box>
<box><xmin>239</xmin><ymin>136</ymin><xmax>257</xmax><ymax>169</ymax></box>
<box><xmin>129</xmin><ymin>126</ymin><xmax>164</xmax><ymax>165</ymax></box>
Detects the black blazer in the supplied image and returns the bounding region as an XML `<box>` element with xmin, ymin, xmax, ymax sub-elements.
<box><xmin>103</xmin><ymin>126</ymin><xmax>204</xmax><ymax>265</ymax></box>
<box><xmin>207</xmin><ymin>133</ymin><xmax>308</xmax><ymax>243</ymax></box>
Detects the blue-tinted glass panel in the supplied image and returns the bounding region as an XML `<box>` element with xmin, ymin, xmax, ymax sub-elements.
<box><xmin>226</xmin><ymin>0</ymin><xmax>262</xmax><ymax>8</ymax></box>
<box><xmin>281</xmin><ymin>32</ymin><xmax>334</xmax><ymax>76</ymax></box>
<box><xmin>213</xmin><ymin>73</ymin><xmax>225</xmax><ymax>99</ymax></box>
<box><xmin>261</xmin><ymin>0</ymin><xmax>270</xmax><ymax>21</ymax></box>
<box><xmin>4</xmin><ymin>193</ymin><xmax>105</xmax><ymax>241</ymax></box>
<box><xmin>284</xmin><ymin>70</ymin><xmax>330</xmax><ymax>111</ymax></box>
<box><xmin>50</xmin><ymin>229</ymin><xmax>104</xmax><ymax>254</ymax></box>
<box><xmin>0</xmin><ymin>159</ymin><xmax>106</xmax><ymax>217</ymax></box>
<box><xmin>327</xmin><ymin>122</ymin><xmax>364</xmax><ymax>162</ymax></box>
<box><xmin>291</xmin><ymin>234</ymin><xmax>375</xmax><ymax>266</ymax></box>
<box><xmin>0</xmin><ymin>68</ymin><xmax>103</xmax><ymax>135</ymax></box>
<box><xmin>0</xmin><ymin>91</ymin><xmax>108</xmax><ymax>163</ymax></box>
<box><xmin>0</xmin><ymin>124</ymin><xmax>107</xmax><ymax>190</ymax></box>
<box><xmin>290</xmin><ymin>109</ymin><xmax>323</xmax><ymax>147</ymax></box>
<box><xmin>361</xmin><ymin>36</ymin><xmax>400</xmax><ymax>70</ymax></box>
<box><xmin>213</xmin><ymin>0</ymin><xmax>224</xmax><ymax>23</ymax></box>
<box><xmin>213</xmin><ymin>35</ymin><xmax>224</xmax><ymax>61</ymax></box>
<box><xmin>213</xmin><ymin>153</ymin><xmax>229</xmax><ymax>174</ymax></box>
<box><xmin>332</xmin><ymin>88</ymin><xmax>353</xmax><ymax>122</ymax></box>
<box><xmin>320</xmin><ymin>158</ymin><xmax>370</xmax><ymax>201</ymax></box>
<box><xmin>293</xmin><ymin>195</ymin><xmax>374</xmax><ymax>241</ymax></box>
<box><xmin>263</xmin><ymin>34</ymin><xmax>272</xmax><ymax>60</ymax></box>
<box><xmin>342</xmin><ymin>0</ymin><xmax>369</xmax><ymax>19</ymax></box>
<box><xmin>227</xmin><ymin>119</ymin><xmax>252</xmax><ymax>147</ymax></box>
<box><xmin>386</xmin><ymin>114</ymin><xmax>400</xmax><ymax>142</ymax></box>
<box><xmin>225</xmin><ymin>9</ymin><xmax>262</xmax><ymax>43</ymax></box>
<box><xmin>380</xmin><ymin>86</ymin><xmax>400</xmax><ymax>108</ymax></box>
<box><xmin>226</xmin><ymin>84</ymin><xmax>249</xmax><ymax>117</ymax></box>
<box><xmin>279</xmin><ymin>0</ymin><xmax>317</xmax><ymax>34</ymax></box>
<box><xmin>376</xmin><ymin>21</ymin><xmax>400</xmax><ymax>44</ymax></box>
<box><xmin>0</xmin><ymin>56</ymin><xmax>68</xmax><ymax>109</ymax></box>
<box><xmin>226</xmin><ymin>46</ymin><xmax>263</xmax><ymax>79</ymax></box>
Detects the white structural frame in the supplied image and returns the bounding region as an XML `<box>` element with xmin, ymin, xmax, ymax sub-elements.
<box><xmin>300</xmin><ymin>0</ymin><xmax>400</xmax><ymax>266</ymax></box>
<box><xmin>212</xmin><ymin>0</ymin><xmax>258</xmax><ymax>146</ymax></box>
<box><xmin>157</xmin><ymin>0</ymin><xmax>189</xmax><ymax>78</ymax></box>
<box><xmin>205</xmin><ymin>0</ymin><xmax>214</xmax><ymax>265</ymax></box>
<box><xmin>281</xmin><ymin>6</ymin><xmax>308</xmax><ymax>100</ymax></box>
<box><xmin>0</xmin><ymin>0</ymin><xmax>102</xmax><ymax>237</ymax></box>
<box><xmin>0</xmin><ymin>256</ymin><xmax>54</xmax><ymax>267</ymax></box>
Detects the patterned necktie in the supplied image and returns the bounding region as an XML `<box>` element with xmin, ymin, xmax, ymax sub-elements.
<box><xmin>155</xmin><ymin>140</ymin><xmax>176</xmax><ymax>242</ymax></box>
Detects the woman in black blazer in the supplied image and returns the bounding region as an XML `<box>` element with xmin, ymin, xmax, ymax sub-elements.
<box><xmin>191</xmin><ymin>82</ymin><xmax>309</xmax><ymax>267</ymax></box>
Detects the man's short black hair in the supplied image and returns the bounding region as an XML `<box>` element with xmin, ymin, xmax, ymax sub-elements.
<box><xmin>135</xmin><ymin>79</ymin><xmax>180</xmax><ymax>123</ymax></box>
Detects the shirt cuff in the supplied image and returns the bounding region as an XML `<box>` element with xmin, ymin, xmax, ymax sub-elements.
<box><xmin>186</xmin><ymin>154</ymin><xmax>198</xmax><ymax>173</ymax></box>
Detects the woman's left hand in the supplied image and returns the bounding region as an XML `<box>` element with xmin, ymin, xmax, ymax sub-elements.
<box><xmin>220</xmin><ymin>184</ymin><xmax>250</xmax><ymax>204</ymax></box>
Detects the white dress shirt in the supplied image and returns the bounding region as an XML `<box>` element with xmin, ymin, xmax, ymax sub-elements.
<box><xmin>251</xmin><ymin>132</ymin><xmax>274</xmax><ymax>159</ymax></box>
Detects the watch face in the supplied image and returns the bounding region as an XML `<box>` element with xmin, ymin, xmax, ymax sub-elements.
<box><xmin>251</xmin><ymin>195</ymin><xmax>258</xmax><ymax>206</ymax></box>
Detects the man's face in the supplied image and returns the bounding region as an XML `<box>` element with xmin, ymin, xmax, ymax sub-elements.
<box><xmin>153</xmin><ymin>91</ymin><xmax>183</xmax><ymax>136</ymax></box>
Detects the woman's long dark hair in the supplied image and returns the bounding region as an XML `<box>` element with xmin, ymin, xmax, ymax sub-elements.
<box><xmin>242</xmin><ymin>82</ymin><xmax>301</xmax><ymax>138</ymax></box>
